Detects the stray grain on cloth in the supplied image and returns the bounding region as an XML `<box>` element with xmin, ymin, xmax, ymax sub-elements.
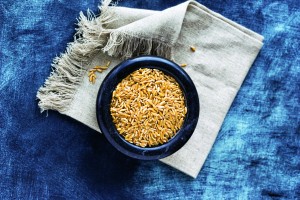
<box><xmin>110</xmin><ymin>68</ymin><xmax>187</xmax><ymax>147</ymax></box>
<box><xmin>88</xmin><ymin>61</ymin><xmax>111</xmax><ymax>84</ymax></box>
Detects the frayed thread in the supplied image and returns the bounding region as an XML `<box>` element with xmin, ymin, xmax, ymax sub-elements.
<box><xmin>103</xmin><ymin>31</ymin><xmax>173</xmax><ymax>60</ymax></box>
<box><xmin>37</xmin><ymin>0</ymin><xmax>113</xmax><ymax>113</ymax></box>
<box><xmin>37</xmin><ymin>0</ymin><xmax>174</xmax><ymax>113</ymax></box>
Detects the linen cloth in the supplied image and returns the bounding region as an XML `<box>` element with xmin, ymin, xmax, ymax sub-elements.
<box><xmin>37</xmin><ymin>0</ymin><xmax>263</xmax><ymax>178</ymax></box>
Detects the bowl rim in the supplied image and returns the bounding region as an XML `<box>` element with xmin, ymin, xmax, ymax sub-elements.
<box><xmin>96</xmin><ymin>55</ymin><xmax>200</xmax><ymax>160</ymax></box>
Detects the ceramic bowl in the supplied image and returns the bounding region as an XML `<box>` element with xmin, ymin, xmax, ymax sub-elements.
<box><xmin>96</xmin><ymin>56</ymin><xmax>199</xmax><ymax>160</ymax></box>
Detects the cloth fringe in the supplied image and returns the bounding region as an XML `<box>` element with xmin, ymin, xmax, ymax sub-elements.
<box><xmin>37</xmin><ymin>0</ymin><xmax>113</xmax><ymax>113</ymax></box>
<box><xmin>37</xmin><ymin>0</ymin><xmax>173</xmax><ymax>112</ymax></box>
<box><xmin>102</xmin><ymin>31</ymin><xmax>173</xmax><ymax>59</ymax></box>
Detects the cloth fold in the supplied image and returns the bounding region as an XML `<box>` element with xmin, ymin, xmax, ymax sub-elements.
<box><xmin>37</xmin><ymin>0</ymin><xmax>263</xmax><ymax>178</ymax></box>
<box><xmin>102</xmin><ymin>1</ymin><xmax>190</xmax><ymax>59</ymax></box>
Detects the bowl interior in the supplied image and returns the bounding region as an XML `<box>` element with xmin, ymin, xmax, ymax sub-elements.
<box><xmin>96</xmin><ymin>56</ymin><xmax>199</xmax><ymax>160</ymax></box>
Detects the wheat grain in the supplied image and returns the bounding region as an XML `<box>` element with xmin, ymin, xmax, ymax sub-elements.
<box><xmin>180</xmin><ymin>63</ymin><xmax>187</xmax><ymax>67</ymax></box>
<box><xmin>88</xmin><ymin>61</ymin><xmax>111</xmax><ymax>84</ymax></box>
<box><xmin>190</xmin><ymin>46</ymin><xmax>196</xmax><ymax>52</ymax></box>
<box><xmin>110</xmin><ymin>68</ymin><xmax>187</xmax><ymax>147</ymax></box>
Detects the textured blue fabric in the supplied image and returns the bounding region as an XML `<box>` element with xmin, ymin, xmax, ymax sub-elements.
<box><xmin>0</xmin><ymin>0</ymin><xmax>299</xmax><ymax>199</ymax></box>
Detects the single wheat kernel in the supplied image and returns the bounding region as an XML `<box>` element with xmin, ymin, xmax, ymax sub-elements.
<box><xmin>190</xmin><ymin>46</ymin><xmax>196</xmax><ymax>52</ymax></box>
<box><xmin>180</xmin><ymin>63</ymin><xmax>187</xmax><ymax>67</ymax></box>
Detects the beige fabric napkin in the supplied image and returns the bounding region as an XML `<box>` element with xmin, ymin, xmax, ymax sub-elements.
<box><xmin>37</xmin><ymin>0</ymin><xmax>263</xmax><ymax>178</ymax></box>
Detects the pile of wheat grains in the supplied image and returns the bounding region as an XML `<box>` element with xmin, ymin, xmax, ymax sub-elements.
<box><xmin>110</xmin><ymin>68</ymin><xmax>187</xmax><ymax>147</ymax></box>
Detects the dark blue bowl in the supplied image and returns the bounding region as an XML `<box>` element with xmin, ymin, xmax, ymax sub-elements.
<box><xmin>96</xmin><ymin>56</ymin><xmax>199</xmax><ymax>160</ymax></box>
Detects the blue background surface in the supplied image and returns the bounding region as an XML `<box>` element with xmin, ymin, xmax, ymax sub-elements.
<box><xmin>0</xmin><ymin>0</ymin><xmax>299</xmax><ymax>199</ymax></box>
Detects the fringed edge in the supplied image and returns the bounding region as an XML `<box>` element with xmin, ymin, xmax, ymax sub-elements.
<box><xmin>102</xmin><ymin>31</ymin><xmax>173</xmax><ymax>60</ymax></box>
<box><xmin>37</xmin><ymin>0</ymin><xmax>174</xmax><ymax>113</ymax></box>
<box><xmin>36</xmin><ymin>0</ymin><xmax>113</xmax><ymax>113</ymax></box>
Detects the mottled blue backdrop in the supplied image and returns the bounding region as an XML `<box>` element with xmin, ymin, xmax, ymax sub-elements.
<box><xmin>0</xmin><ymin>0</ymin><xmax>299</xmax><ymax>199</ymax></box>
